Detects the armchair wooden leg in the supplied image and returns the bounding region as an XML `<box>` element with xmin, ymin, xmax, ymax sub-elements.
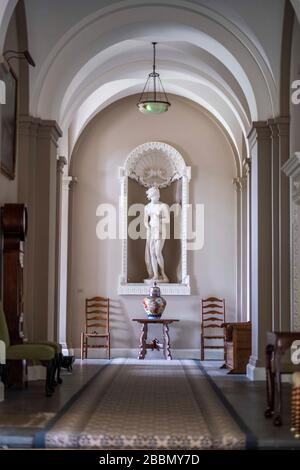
<box><xmin>200</xmin><ymin>335</ymin><xmax>204</xmax><ymax>361</ymax></box>
<box><xmin>43</xmin><ymin>360</ymin><xmax>55</xmax><ymax>397</ymax></box>
<box><xmin>265</xmin><ymin>344</ymin><xmax>275</xmax><ymax>418</ymax></box>
<box><xmin>85</xmin><ymin>336</ymin><xmax>88</xmax><ymax>359</ymax></box>
<box><xmin>52</xmin><ymin>353</ymin><xmax>63</xmax><ymax>386</ymax></box>
<box><xmin>0</xmin><ymin>364</ymin><xmax>8</xmax><ymax>387</ymax></box>
<box><xmin>80</xmin><ymin>332</ymin><xmax>84</xmax><ymax>360</ymax></box>
<box><xmin>107</xmin><ymin>335</ymin><xmax>110</xmax><ymax>360</ymax></box>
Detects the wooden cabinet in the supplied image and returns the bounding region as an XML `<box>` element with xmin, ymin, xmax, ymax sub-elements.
<box><xmin>2</xmin><ymin>204</ymin><xmax>27</xmax><ymax>345</ymax></box>
<box><xmin>223</xmin><ymin>322</ymin><xmax>251</xmax><ymax>374</ymax></box>
<box><xmin>1</xmin><ymin>204</ymin><xmax>27</xmax><ymax>386</ymax></box>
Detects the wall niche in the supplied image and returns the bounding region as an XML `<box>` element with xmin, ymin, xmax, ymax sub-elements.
<box><xmin>118</xmin><ymin>141</ymin><xmax>191</xmax><ymax>295</ymax></box>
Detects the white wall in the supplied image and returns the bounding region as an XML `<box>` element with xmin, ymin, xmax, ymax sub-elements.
<box><xmin>68</xmin><ymin>94</ymin><xmax>237</xmax><ymax>352</ymax></box>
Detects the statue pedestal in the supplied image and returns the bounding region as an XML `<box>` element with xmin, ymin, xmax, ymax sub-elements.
<box><xmin>143</xmin><ymin>278</ymin><xmax>169</xmax><ymax>285</ymax></box>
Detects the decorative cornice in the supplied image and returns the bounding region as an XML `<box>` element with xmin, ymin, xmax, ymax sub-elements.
<box><xmin>268</xmin><ymin>116</ymin><xmax>290</xmax><ymax>138</ymax></box>
<box><xmin>275</xmin><ymin>116</ymin><xmax>290</xmax><ymax>137</ymax></box>
<box><xmin>18</xmin><ymin>114</ymin><xmax>62</xmax><ymax>143</ymax></box>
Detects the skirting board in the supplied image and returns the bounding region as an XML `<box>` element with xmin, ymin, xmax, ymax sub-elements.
<box><xmin>247</xmin><ymin>363</ymin><xmax>294</xmax><ymax>383</ymax></box>
<box><xmin>27</xmin><ymin>349</ymin><xmax>224</xmax><ymax>382</ymax></box>
<box><xmin>71</xmin><ymin>348</ymin><xmax>224</xmax><ymax>360</ymax></box>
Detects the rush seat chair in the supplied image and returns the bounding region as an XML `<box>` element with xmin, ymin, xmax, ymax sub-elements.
<box><xmin>200</xmin><ymin>297</ymin><xmax>225</xmax><ymax>361</ymax></box>
<box><xmin>80</xmin><ymin>296</ymin><xmax>110</xmax><ymax>360</ymax></box>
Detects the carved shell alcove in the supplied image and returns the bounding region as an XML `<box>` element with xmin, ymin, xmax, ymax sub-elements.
<box><xmin>125</xmin><ymin>141</ymin><xmax>188</xmax><ymax>188</ymax></box>
<box><xmin>118</xmin><ymin>141</ymin><xmax>191</xmax><ymax>295</ymax></box>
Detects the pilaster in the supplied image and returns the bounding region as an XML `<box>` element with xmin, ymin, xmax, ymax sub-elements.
<box><xmin>17</xmin><ymin>115</ymin><xmax>62</xmax><ymax>341</ymax></box>
<box><xmin>247</xmin><ymin>122</ymin><xmax>272</xmax><ymax>378</ymax></box>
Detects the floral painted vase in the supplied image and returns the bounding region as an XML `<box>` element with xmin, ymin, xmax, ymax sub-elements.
<box><xmin>143</xmin><ymin>282</ymin><xmax>166</xmax><ymax>319</ymax></box>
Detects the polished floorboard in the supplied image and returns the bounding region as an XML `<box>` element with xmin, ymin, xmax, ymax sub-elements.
<box><xmin>0</xmin><ymin>359</ymin><xmax>299</xmax><ymax>449</ymax></box>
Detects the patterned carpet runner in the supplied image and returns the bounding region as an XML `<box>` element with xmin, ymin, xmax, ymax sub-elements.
<box><xmin>36</xmin><ymin>359</ymin><xmax>249</xmax><ymax>449</ymax></box>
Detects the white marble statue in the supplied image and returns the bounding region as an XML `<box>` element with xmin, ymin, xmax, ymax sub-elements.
<box><xmin>144</xmin><ymin>186</ymin><xmax>170</xmax><ymax>282</ymax></box>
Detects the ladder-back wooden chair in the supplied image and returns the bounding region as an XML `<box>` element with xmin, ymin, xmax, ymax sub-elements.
<box><xmin>200</xmin><ymin>297</ymin><xmax>225</xmax><ymax>361</ymax></box>
<box><xmin>80</xmin><ymin>296</ymin><xmax>110</xmax><ymax>360</ymax></box>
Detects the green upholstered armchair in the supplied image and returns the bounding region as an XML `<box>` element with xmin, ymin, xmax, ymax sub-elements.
<box><xmin>0</xmin><ymin>302</ymin><xmax>57</xmax><ymax>396</ymax></box>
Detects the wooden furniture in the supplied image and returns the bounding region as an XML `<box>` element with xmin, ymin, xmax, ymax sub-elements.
<box><xmin>132</xmin><ymin>318</ymin><xmax>179</xmax><ymax>360</ymax></box>
<box><xmin>1</xmin><ymin>204</ymin><xmax>27</xmax><ymax>345</ymax></box>
<box><xmin>265</xmin><ymin>331</ymin><xmax>300</xmax><ymax>426</ymax></box>
<box><xmin>0</xmin><ymin>339</ymin><xmax>5</xmax><ymax>402</ymax></box>
<box><xmin>1</xmin><ymin>204</ymin><xmax>63</xmax><ymax>388</ymax></box>
<box><xmin>200</xmin><ymin>297</ymin><xmax>225</xmax><ymax>360</ymax></box>
<box><xmin>222</xmin><ymin>322</ymin><xmax>251</xmax><ymax>373</ymax></box>
<box><xmin>0</xmin><ymin>301</ymin><xmax>57</xmax><ymax>396</ymax></box>
<box><xmin>291</xmin><ymin>372</ymin><xmax>300</xmax><ymax>439</ymax></box>
<box><xmin>1</xmin><ymin>204</ymin><xmax>27</xmax><ymax>385</ymax></box>
<box><xmin>80</xmin><ymin>296</ymin><xmax>110</xmax><ymax>360</ymax></box>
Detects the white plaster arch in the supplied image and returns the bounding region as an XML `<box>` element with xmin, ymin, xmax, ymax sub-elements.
<box><xmin>291</xmin><ymin>0</ymin><xmax>300</xmax><ymax>23</ymax></box>
<box><xmin>31</xmin><ymin>1</ymin><xmax>277</xmax><ymax>124</ymax></box>
<box><xmin>67</xmin><ymin>82</ymin><xmax>243</xmax><ymax>176</ymax></box>
<box><xmin>59</xmin><ymin>43</ymin><xmax>252</xmax><ymax>131</ymax></box>
<box><xmin>0</xmin><ymin>0</ymin><xmax>18</xmax><ymax>53</ymax></box>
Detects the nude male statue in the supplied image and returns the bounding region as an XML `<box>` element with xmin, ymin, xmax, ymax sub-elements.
<box><xmin>144</xmin><ymin>186</ymin><xmax>170</xmax><ymax>282</ymax></box>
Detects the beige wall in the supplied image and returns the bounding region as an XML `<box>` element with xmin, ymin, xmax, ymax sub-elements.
<box><xmin>68</xmin><ymin>94</ymin><xmax>237</xmax><ymax>352</ymax></box>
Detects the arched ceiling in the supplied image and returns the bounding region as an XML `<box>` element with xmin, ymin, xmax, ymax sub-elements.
<box><xmin>291</xmin><ymin>0</ymin><xmax>300</xmax><ymax>23</ymax></box>
<box><xmin>1</xmin><ymin>0</ymin><xmax>288</xmax><ymax>173</ymax></box>
<box><xmin>0</xmin><ymin>0</ymin><xmax>18</xmax><ymax>53</ymax></box>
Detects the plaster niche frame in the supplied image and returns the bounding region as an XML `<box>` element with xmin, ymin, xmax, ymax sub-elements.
<box><xmin>118</xmin><ymin>141</ymin><xmax>191</xmax><ymax>295</ymax></box>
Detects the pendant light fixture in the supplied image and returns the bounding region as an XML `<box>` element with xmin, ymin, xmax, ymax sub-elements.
<box><xmin>137</xmin><ymin>42</ymin><xmax>170</xmax><ymax>114</ymax></box>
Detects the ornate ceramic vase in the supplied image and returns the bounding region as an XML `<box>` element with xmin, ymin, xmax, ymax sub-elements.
<box><xmin>143</xmin><ymin>282</ymin><xmax>166</xmax><ymax>319</ymax></box>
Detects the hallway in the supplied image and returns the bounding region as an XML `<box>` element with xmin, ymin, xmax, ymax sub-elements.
<box><xmin>0</xmin><ymin>360</ymin><xmax>298</xmax><ymax>449</ymax></box>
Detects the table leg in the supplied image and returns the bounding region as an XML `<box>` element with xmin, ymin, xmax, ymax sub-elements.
<box><xmin>138</xmin><ymin>323</ymin><xmax>148</xmax><ymax>359</ymax></box>
<box><xmin>273</xmin><ymin>348</ymin><xmax>283</xmax><ymax>426</ymax></box>
<box><xmin>265</xmin><ymin>344</ymin><xmax>275</xmax><ymax>418</ymax></box>
<box><xmin>163</xmin><ymin>323</ymin><xmax>172</xmax><ymax>360</ymax></box>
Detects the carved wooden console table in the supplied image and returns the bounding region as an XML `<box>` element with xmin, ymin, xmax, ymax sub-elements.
<box><xmin>132</xmin><ymin>319</ymin><xmax>179</xmax><ymax>360</ymax></box>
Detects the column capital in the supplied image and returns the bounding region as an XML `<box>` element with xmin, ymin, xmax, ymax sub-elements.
<box><xmin>57</xmin><ymin>156</ymin><xmax>67</xmax><ymax>174</ymax></box>
<box><xmin>247</xmin><ymin>121</ymin><xmax>271</xmax><ymax>148</ymax></box>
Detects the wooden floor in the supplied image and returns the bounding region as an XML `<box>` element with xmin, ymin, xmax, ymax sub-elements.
<box><xmin>0</xmin><ymin>359</ymin><xmax>298</xmax><ymax>449</ymax></box>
